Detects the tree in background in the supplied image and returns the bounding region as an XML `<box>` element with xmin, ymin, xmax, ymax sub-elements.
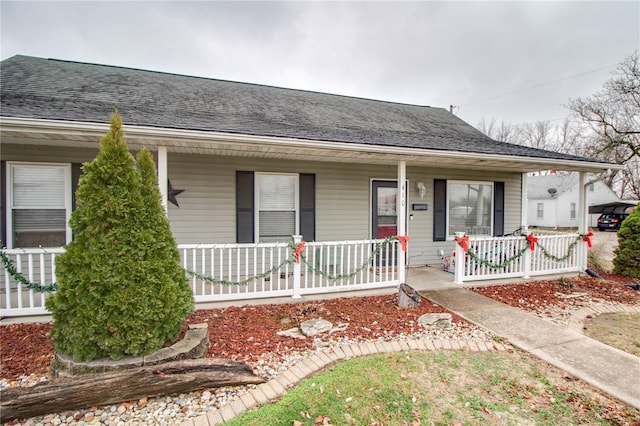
<box><xmin>567</xmin><ymin>52</ymin><xmax>640</xmax><ymax>199</ymax></box>
<box><xmin>613</xmin><ymin>206</ymin><xmax>640</xmax><ymax>278</ymax></box>
<box><xmin>477</xmin><ymin>52</ymin><xmax>639</xmax><ymax>198</ymax></box>
<box><xmin>46</xmin><ymin>112</ymin><xmax>193</xmax><ymax>361</ymax></box>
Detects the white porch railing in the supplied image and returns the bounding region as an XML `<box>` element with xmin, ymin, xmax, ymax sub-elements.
<box><xmin>453</xmin><ymin>232</ymin><xmax>586</xmax><ymax>284</ymax></box>
<box><xmin>180</xmin><ymin>238</ymin><xmax>400</xmax><ymax>303</ymax></box>
<box><xmin>1</xmin><ymin>238</ymin><xmax>400</xmax><ymax>317</ymax></box>
<box><xmin>0</xmin><ymin>247</ymin><xmax>64</xmax><ymax>317</ymax></box>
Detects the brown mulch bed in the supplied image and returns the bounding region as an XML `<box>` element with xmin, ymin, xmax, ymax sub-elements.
<box><xmin>0</xmin><ymin>294</ymin><xmax>460</xmax><ymax>381</ymax></box>
<box><xmin>2</xmin><ymin>274</ymin><xmax>638</xmax><ymax>382</ymax></box>
<box><xmin>471</xmin><ymin>274</ymin><xmax>640</xmax><ymax>313</ymax></box>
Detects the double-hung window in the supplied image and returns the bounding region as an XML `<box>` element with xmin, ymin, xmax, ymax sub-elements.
<box><xmin>447</xmin><ymin>181</ymin><xmax>493</xmax><ymax>236</ymax></box>
<box><xmin>255</xmin><ymin>173</ymin><xmax>299</xmax><ymax>242</ymax></box>
<box><xmin>8</xmin><ymin>163</ymin><xmax>72</xmax><ymax>248</ymax></box>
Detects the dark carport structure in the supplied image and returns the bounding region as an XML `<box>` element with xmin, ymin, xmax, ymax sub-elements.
<box><xmin>589</xmin><ymin>202</ymin><xmax>638</xmax><ymax>215</ymax></box>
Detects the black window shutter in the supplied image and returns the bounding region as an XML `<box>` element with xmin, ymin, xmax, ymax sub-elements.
<box><xmin>236</xmin><ymin>171</ymin><xmax>255</xmax><ymax>243</ymax></box>
<box><xmin>299</xmin><ymin>173</ymin><xmax>316</xmax><ymax>241</ymax></box>
<box><xmin>0</xmin><ymin>161</ymin><xmax>6</xmax><ymax>247</ymax></box>
<box><xmin>433</xmin><ymin>179</ymin><xmax>447</xmax><ymax>241</ymax></box>
<box><xmin>493</xmin><ymin>181</ymin><xmax>505</xmax><ymax>236</ymax></box>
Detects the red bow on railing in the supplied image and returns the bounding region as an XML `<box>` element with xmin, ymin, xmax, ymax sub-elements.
<box><xmin>396</xmin><ymin>235</ymin><xmax>410</xmax><ymax>252</ymax></box>
<box><xmin>295</xmin><ymin>241</ymin><xmax>306</xmax><ymax>263</ymax></box>
<box><xmin>455</xmin><ymin>236</ymin><xmax>469</xmax><ymax>253</ymax></box>
<box><xmin>527</xmin><ymin>234</ymin><xmax>538</xmax><ymax>251</ymax></box>
<box><xmin>583</xmin><ymin>231</ymin><xmax>594</xmax><ymax>248</ymax></box>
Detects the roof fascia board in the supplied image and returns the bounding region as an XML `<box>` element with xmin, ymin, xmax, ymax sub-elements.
<box><xmin>0</xmin><ymin>116</ymin><xmax>622</xmax><ymax>173</ymax></box>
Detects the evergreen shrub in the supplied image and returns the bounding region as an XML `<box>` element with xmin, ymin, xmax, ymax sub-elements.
<box><xmin>46</xmin><ymin>112</ymin><xmax>194</xmax><ymax>361</ymax></box>
<box><xmin>613</xmin><ymin>206</ymin><xmax>640</xmax><ymax>278</ymax></box>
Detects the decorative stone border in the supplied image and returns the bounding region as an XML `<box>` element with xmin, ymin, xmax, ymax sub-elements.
<box><xmin>51</xmin><ymin>323</ymin><xmax>209</xmax><ymax>378</ymax></box>
<box><xmin>567</xmin><ymin>303</ymin><xmax>640</xmax><ymax>333</ymax></box>
<box><xmin>179</xmin><ymin>337</ymin><xmax>512</xmax><ymax>426</ymax></box>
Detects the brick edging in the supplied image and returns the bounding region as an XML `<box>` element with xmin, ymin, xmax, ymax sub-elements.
<box><xmin>567</xmin><ymin>303</ymin><xmax>640</xmax><ymax>333</ymax></box>
<box><xmin>180</xmin><ymin>338</ymin><xmax>512</xmax><ymax>426</ymax></box>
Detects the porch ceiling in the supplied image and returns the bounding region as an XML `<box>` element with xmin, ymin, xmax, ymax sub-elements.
<box><xmin>1</xmin><ymin>117</ymin><xmax>619</xmax><ymax>174</ymax></box>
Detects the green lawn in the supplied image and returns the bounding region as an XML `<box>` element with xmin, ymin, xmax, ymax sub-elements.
<box><xmin>224</xmin><ymin>350</ymin><xmax>639</xmax><ymax>425</ymax></box>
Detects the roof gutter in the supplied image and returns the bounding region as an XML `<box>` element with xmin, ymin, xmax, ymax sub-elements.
<box><xmin>0</xmin><ymin>116</ymin><xmax>623</xmax><ymax>172</ymax></box>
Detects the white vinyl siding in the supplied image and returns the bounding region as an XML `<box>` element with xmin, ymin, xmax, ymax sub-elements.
<box><xmin>8</xmin><ymin>163</ymin><xmax>72</xmax><ymax>248</ymax></box>
<box><xmin>255</xmin><ymin>173</ymin><xmax>299</xmax><ymax>242</ymax></box>
<box><xmin>447</xmin><ymin>181</ymin><xmax>493</xmax><ymax>236</ymax></box>
<box><xmin>3</xmin><ymin>147</ymin><xmax>523</xmax><ymax>266</ymax></box>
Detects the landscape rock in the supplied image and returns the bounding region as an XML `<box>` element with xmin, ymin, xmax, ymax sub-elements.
<box><xmin>300</xmin><ymin>318</ymin><xmax>333</xmax><ymax>336</ymax></box>
<box><xmin>276</xmin><ymin>327</ymin><xmax>306</xmax><ymax>339</ymax></box>
<box><xmin>418</xmin><ymin>313</ymin><xmax>452</xmax><ymax>329</ymax></box>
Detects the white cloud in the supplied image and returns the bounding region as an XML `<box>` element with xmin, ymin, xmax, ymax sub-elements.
<box><xmin>1</xmin><ymin>1</ymin><xmax>638</xmax><ymax>127</ymax></box>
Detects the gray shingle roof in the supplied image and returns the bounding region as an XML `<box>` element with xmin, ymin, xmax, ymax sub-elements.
<box><xmin>0</xmin><ymin>55</ymin><xmax>603</xmax><ymax>163</ymax></box>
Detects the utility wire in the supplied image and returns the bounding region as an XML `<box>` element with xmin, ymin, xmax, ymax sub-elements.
<box><xmin>459</xmin><ymin>64</ymin><xmax>617</xmax><ymax>107</ymax></box>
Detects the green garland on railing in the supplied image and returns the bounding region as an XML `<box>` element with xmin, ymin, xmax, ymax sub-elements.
<box><xmin>299</xmin><ymin>236</ymin><xmax>399</xmax><ymax>281</ymax></box>
<box><xmin>536</xmin><ymin>238</ymin><xmax>581</xmax><ymax>262</ymax></box>
<box><xmin>184</xmin><ymin>257</ymin><xmax>295</xmax><ymax>286</ymax></box>
<box><xmin>186</xmin><ymin>236</ymin><xmax>402</xmax><ymax>285</ymax></box>
<box><xmin>0</xmin><ymin>250</ymin><xmax>58</xmax><ymax>293</ymax></box>
<box><xmin>458</xmin><ymin>233</ymin><xmax>588</xmax><ymax>270</ymax></box>
<box><xmin>2</xmin><ymin>236</ymin><xmax>405</xmax><ymax>290</ymax></box>
<box><xmin>465</xmin><ymin>245</ymin><xmax>529</xmax><ymax>269</ymax></box>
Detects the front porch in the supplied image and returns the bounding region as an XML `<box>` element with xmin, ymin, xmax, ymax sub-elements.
<box><xmin>1</xmin><ymin>232</ymin><xmax>588</xmax><ymax>319</ymax></box>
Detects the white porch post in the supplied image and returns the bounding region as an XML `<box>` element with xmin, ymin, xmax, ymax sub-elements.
<box><xmin>578</xmin><ymin>171</ymin><xmax>588</xmax><ymax>270</ymax></box>
<box><xmin>158</xmin><ymin>146</ymin><xmax>168</xmax><ymax>216</ymax></box>
<box><xmin>454</xmin><ymin>232</ymin><xmax>466</xmax><ymax>284</ymax></box>
<box><xmin>397</xmin><ymin>160</ymin><xmax>407</xmax><ymax>284</ymax></box>
<box><xmin>521</xmin><ymin>172</ymin><xmax>529</xmax><ymax>231</ymax></box>
<box><xmin>292</xmin><ymin>235</ymin><xmax>302</xmax><ymax>299</ymax></box>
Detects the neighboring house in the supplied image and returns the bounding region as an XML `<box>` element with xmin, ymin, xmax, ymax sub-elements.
<box><xmin>0</xmin><ymin>55</ymin><xmax>617</xmax><ymax>268</ymax></box>
<box><xmin>527</xmin><ymin>173</ymin><xmax>621</xmax><ymax>229</ymax></box>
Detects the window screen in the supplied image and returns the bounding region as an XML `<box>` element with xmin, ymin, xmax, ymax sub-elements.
<box><xmin>257</xmin><ymin>174</ymin><xmax>297</xmax><ymax>242</ymax></box>
<box><xmin>11</xmin><ymin>164</ymin><xmax>68</xmax><ymax>247</ymax></box>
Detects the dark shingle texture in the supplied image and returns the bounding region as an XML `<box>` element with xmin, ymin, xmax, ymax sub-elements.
<box><xmin>1</xmin><ymin>55</ymin><xmax>599</xmax><ymax>163</ymax></box>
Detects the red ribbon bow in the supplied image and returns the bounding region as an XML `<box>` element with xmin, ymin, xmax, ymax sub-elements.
<box><xmin>583</xmin><ymin>231</ymin><xmax>594</xmax><ymax>248</ymax></box>
<box><xmin>295</xmin><ymin>241</ymin><xmax>306</xmax><ymax>263</ymax></box>
<box><xmin>396</xmin><ymin>235</ymin><xmax>410</xmax><ymax>252</ymax></box>
<box><xmin>527</xmin><ymin>234</ymin><xmax>538</xmax><ymax>251</ymax></box>
<box><xmin>455</xmin><ymin>236</ymin><xmax>469</xmax><ymax>253</ymax></box>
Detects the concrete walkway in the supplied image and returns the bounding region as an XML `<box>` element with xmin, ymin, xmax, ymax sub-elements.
<box><xmin>421</xmin><ymin>288</ymin><xmax>640</xmax><ymax>410</ymax></box>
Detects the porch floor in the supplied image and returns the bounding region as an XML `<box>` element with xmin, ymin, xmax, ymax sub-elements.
<box><xmin>192</xmin><ymin>265</ymin><xmax>579</xmax><ymax>311</ymax></box>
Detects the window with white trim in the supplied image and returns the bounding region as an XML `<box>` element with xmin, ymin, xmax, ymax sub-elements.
<box><xmin>570</xmin><ymin>202</ymin><xmax>576</xmax><ymax>219</ymax></box>
<box><xmin>537</xmin><ymin>203</ymin><xmax>544</xmax><ymax>219</ymax></box>
<box><xmin>8</xmin><ymin>163</ymin><xmax>71</xmax><ymax>248</ymax></box>
<box><xmin>255</xmin><ymin>173</ymin><xmax>299</xmax><ymax>242</ymax></box>
<box><xmin>447</xmin><ymin>181</ymin><xmax>493</xmax><ymax>236</ymax></box>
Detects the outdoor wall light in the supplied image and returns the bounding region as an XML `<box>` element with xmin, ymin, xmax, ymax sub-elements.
<box><xmin>416</xmin><ymin>181</ymin><xmax>426</xmax><ymax>198</ymax></box>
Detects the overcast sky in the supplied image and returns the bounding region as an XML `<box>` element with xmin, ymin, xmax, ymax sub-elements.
<box><xmin>1</xmin><ymin>1</ymin><xmax>638</xmax><ymax>129</ymax></box>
